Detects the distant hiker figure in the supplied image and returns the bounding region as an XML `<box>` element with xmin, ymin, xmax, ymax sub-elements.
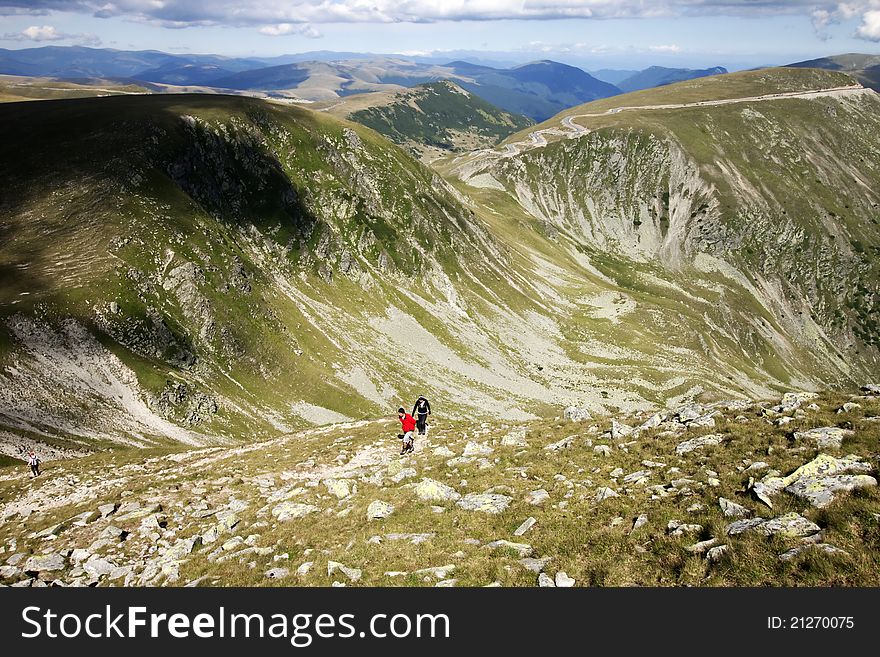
<box><xmin>412</xmin><ymin>395</ymin><xmax>431</xmax><ymax>436</ymax></box>
<box><xmin>397</xmin><ymin>407</ymin><xmax>416</xmax><ymax>455</ymax></box>
<box><xmin>27</xmin><ymin>450</ymin><xmax>40</xmax><ymax>477</ymax></box>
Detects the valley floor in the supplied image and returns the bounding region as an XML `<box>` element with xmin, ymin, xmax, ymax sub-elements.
<box><xmin>1</xmin><ymin>389</ymin><xmax>879</xmax><ymax>587</ymax></box>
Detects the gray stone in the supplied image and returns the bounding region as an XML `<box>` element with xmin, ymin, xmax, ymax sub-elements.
<box><xmin>525</xmin><ymin>489</ymin><xmax>550</xmax><ymax>505</ymax></box>
<box><xmin>412</xmin><ymin>565</ymin><xmax>455</xmax><ymax>579</ymax></box>
<box><xmin>23</xmin><ymin>554</ymin><xmax>65</xmax><ymax>573</ymax></box>
<box><xmin>265</xmin><ymin>567</ymin><xmax>290</xmax><ymax>579</ymax></box>
<box><xmin>545</xmin><ymin>436</ymin><xmax>575</xmax><ymax>451</ymax></box>
<box><xmin>324</xmin><ymin>479</ymin><xmax>351</xmax><ymax>500</ymax></box>
<box><xmin>593</xmin><ymin>445</ymin><xmax>611</xmax><ymax>457</ymax></box>
<box><xmin>667</xmin><ymin>520</ymin><xmax>703</xmax><ymax>537</ymax></box>
<box><xmin>563</xmin><ymin>406</ymin><xmax>592</xmax><ymax>422</ymax></box>
<box><xmin>367</xmin><ymin>500</ymin><xmax>394</xmax><ymax>520</ymax></box>
<box><xmin>554</xmin><ymin>572</ymin><xmax>575</xmax><ymax>587</ymax></box>
<box><xmin>595</xmin><ymin>487</ymin><xmax>619</xmax><ymax>503</ymax></box>
<box><xmin>513</xmin><ymin>517</ymin><xmax>537</xmax><ymax>536</ymax></box>
<box><xmin>676</xmin><ymin>434</ymin><xmax>723</xmax><ymax>455</ymax></box>
<box><xmin>501</xmin><ymin>429</ymin><xmax>528</xmax><ymax>447</ymax></box>
<box><xmin>463</xmin><ymin>441</ymin><xmax>493</xmax><ymax>457</ymax></box>
<box><xmin>327</xmin><ymin>561</ymin><xmax>361</xmax><ymax>582</ymax></box>
<box><xmin>457</xmin><ymin>493</ymin><xmax>511</xmax><ymax>514</ymax></box>
<box><xmin>413</xmin><ymin>478</ymin><xmax>461</xmax><ymax>502</ymax></box>
<box><xmin>687</xmin><ymin>538</ymin><xmax>719</xmax><ymax>554</ymax></box>
<box><xmin>519</xmin><ymin>557</ymin><xmax>553</xmax><ymax>573</ymax></box>
<box><xmin>726</xmin><ymin>513</ymin><xmax>820</xmax><ymax>538</ymax></box>
<box><xmin>785</xmin><ymin>474</ymin><xmax>877</xmax><ymax>508</ymax></box>
<box><xmin>296</xmin><ymin>562</ymin><xmax>313</xmax><ymax>576</ymax></box>
<box><xmin>706</xmin><ymin>545</ymin><xmax>729</xmax><ymax>563</ymax></box>
<box><xmin>622</xmin><ymin>470</ymin><xmax>651</xmax><ymax>485</ymax></box>
<box><xmin>793</xmin><ymin>427</ymin><xmax>853</xmax><ymax>450</ymax></box>
<box><xmin>726</xmin><ymin>517</ymin><xmax>767</xmax><ymax>535</ymax></box>
<box><xmin>632</xmin><ymin>514</ymin><xmax>648</xmax><ymax>531</ymax></box>
<box><xmin>537</xmin><ymin>573</ymin><xmax>555</xmax><ymax>587</ymax></box>
<box><xmin>83</xmin><ymin>556</ymin><xmax>116</xmax><ymax>579</ymax></box>
<box><xmin>611</xmin><ymin>420</ymin><xmax>634</xmax><ymax>441</ymax></box>
<box><xmin>272</xmin><ymin>502</ymin><xmax>318</xmax><ymax>521</ymax></box>
<box><xmin>779</xmin><ymin>543</ymin><xmax>849</xmax><ymax>561</ymax></box>
<box><xmin>719</xmin><ymin>497</ymin><xmax>752</xmax><ymax>518</ymax></box>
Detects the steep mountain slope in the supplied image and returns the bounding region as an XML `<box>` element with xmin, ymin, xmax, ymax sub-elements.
<box><xmin>2</xmin><ymin>67</ymin><xmax>880</xmax><ymax>459</ymax></box>
<box><xmin>316</xmin><ymin>81</ymin><xmax>533</xmax><ymax>161</ymax></box>
<box><xmin>0</xmin><ymin>92</ymin><xmax>591</xmax><ymax>455</ymax></box>
<box><xmin>787</xmin><ymin>53</ymin><xmax>880</xmax><ymax>92</ymax></box>
<box><xmin>617</xmin><ymin>66</ymin><xmax>728</xmax><ymax>92</ymax></box>
<box><xmin>443</xmin><ymin>68</ymin><xmax>880</xmax><ymax>396</ymax></box>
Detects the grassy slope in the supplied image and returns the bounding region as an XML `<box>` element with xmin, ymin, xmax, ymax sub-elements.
<box><xmin>1</xmin><ymin>390</ymin><xmax>877</xmax><ymax>587</ymax></box>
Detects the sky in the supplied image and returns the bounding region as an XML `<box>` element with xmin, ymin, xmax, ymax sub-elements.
<box><xmin>1</xmin><ymin>1</ymin><xmax>880</xmax><ymax>70</ymax></box>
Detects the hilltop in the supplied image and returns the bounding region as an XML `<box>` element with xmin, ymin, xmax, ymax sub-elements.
<box><xmin>315</xmin><ymin>81</ymin><xmax>533</xmax><ymax>161</ymax></box>
<box><xmin>787</xmin><ymin>53</ymin><xmax>880</xmax><ymax>92</ymax></box>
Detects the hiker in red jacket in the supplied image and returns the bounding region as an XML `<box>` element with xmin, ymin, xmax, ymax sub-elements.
<box><xmin>397</xmin><ymin>407</ymin><xmax>416</xmax><ymax>455</ymax></box>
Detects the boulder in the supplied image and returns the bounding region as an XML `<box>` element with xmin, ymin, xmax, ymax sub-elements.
<box><xmin>23</xmin><ymin>554</ymin><xmax>65</xmax><ymax>573</ymax></box>
<box><xmin>611</xmin><ymin>420</ymin><xmax>634</xmax><ymax>441</ymax></box>
<box><xmin>537</xmin><ymin>573</ymin><xmax>555</xmax><ymax>587</ymax></box>
<box><xmin>327</xmin><ymin>561</ymin><xmax>362</xmax><ymax>582</ymax></box>
<box><xmin>706</xmin><ymin>545</ymin><xmax>729</xmax><ymax>563</ymax></box>
<box><xmin>501</xmin><ymin>429</ymin><xmax>528</xmax><ymax>447</ymax></box>
<box><xmin>457</xmin><ymin>493</ymin><xmax>511</xmax><ymax>514</ymax></box>
<box><xmin>726</xmin><ymin>513</ymin><xmax>820</xmax><ymax>538</ymax></box>
<box><xmin>594</xmin><ymin>487</ymin><xmax>619</xmax><ymax>503</ymax></box>
<box><xmin>324</xmin><ymin>479</ymin><xmax>351</xmax><ymax>499</ymax></box>
<box><xmin>719</xmin><ymin>497</ymin><xmax>752</xmax><ymax>518</ymax></box>
<box><xmin>778</xmin><ymin>543</ymin><xmax>849</xmax><ymax>561</ymax></box>
<box><xmin>463</xmin><ymin>441</ymin><xmax>493</xmax><ymax>457</ymax></box>
<box><xmin>554</xmin><ymin>572</ymin><xmax>575</xmax><ymax>587</ymax></box>
<box><xmin>676</xmin><ymin>434</ymin><xmax>723</xmax><ymax>456</ymax></box>
<box><xmin>525</xmin><ymin>489</ymin><xmax>550</xmax><ymax>506</ymax></box>
<box><xmin>563</xmin><ymin>407</ymin><xmax>592</xmax><ymax>422</ymax></box>
<box><xmin>272</xmin><ymin>502</ymin><xmax>318</xmax><ymax>521</ymax></box>
<box><xmin>413</xmin><ymin>478</ymin><xmax>461</xmax><ymax>503</ymax></box>
<box><xmin>545</xmin><ymin>436</ymin><xmax>575</xmax><ymax>451</ymax></box>
<box><xmin>367</xmin><ymin>500</ymin><xmax>395</xmax><ymax>520</ymax></box>
<box><xmin>265</xmin><ymin>567</ymin><xmax>290</xmax><ymax>579</ymax></box>
<box><xmin>793</xmin><ymin>427</ymin><xmax>853</xmax><ymax>450</ymax></box>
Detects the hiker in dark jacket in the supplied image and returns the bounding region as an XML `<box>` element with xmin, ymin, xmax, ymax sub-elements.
<box><xmin>412</xmin><ymin>395</ymin><xmax>431</xmax><ymax>436</ymax></box>
<box><xmin>27</xmin><ymin>450</ymin><xmax>40</xmax><ymax>477</ymax></box>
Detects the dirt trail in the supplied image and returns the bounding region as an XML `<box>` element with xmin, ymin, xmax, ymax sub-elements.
<box><xmin>455</xmin><ymin>84</ymin><xmax>870</xmax><ymax>171</ymax></box>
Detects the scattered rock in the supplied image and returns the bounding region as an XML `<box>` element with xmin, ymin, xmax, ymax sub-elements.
<box><xmin>719</xmin><ymin>497</ymin><xmax>752</xmax><ymax>518</ymax></box>
<box><xmin>519</xmin><ymin>557</ymin><xmax>553</xmax><ymax>573</ymax></box>
<box><xmin>545</xmin><ymin>436</ymin><xmax>575</xmax><ymax>451</ymax></box>
<box><xmin>593</xmin><ymin>445</ymin><xmax>611</xmax><ymax>457</ymax></box>
<box><xmin>463</xmin><ymin>441</ymin><xmax>493</xmax><ymax>457</ymax></box>
<box><xmin>595</xmin><ymin>487</ymin><xmax>619</xmax><ymax>503</ymax></box>
<box><xmin>563</xmin><ymin>407</ymin><xmax>592</xmax><ymax>422</ymax></box>
<box><xmin>327</xmin><ymin>561</ymin><xmax>361</xmax><ymax>582</ymax></box>
<box><xmin>23</xmin><ymin>554</ymin><xmax>65</xmax><ymax>573</ymax></box>
<box><xmin>413</xmin><ymin>478</ymin><xmax>461</xmax><ymax>503</ymax></box>
<box><xmin>779</xmin><ymin>544</ymin><xmax>849</xmax><ymax>561</ymax></box>
<box><xmin>525</xmin><ymin>489</ymin><xmax>550</xmax><ymax>505</ymax></box>
<box><xmin>667</xmin><ymin>520</ymin><xmax>703</xmax><ymax>537</ymax></box>
<box><xmin>265</xmin><ymin>567</ymin><xmax>289</xmax><ymax>579</ymax></box>
<box><xmin>514</xmin><ymin>517</ymin><xmax>537</xmax><ymax>536</ymax></box>
<box><xmin>537</xmin><ymin>572</ymin><xmax>555</xmax><ymax>587</ymax></box>
<box><xmin>632</xmin><ymin>514</ymin><xmax>648</xmax><ymax>531</ymax></box>
<box><xmin>706</xmin><ymin>545</ymin><xmax>729</xmax><ymax>563</ymax></box>
<box><xmin>726</xmin><ymin>513</ymin><xmax>820</xmax><ymax>538</ymax></box>
<box><xmin>366</xmin><ymin>500</ymin><xmax>394</xmax><ymax>520</ymax></box>
<box><xmin>272</xmin><ymin>502</ymin><xmax>318</xmax><ymax>521</ymax></box>
<box><xmin>554</xmin><ymin>572</ymin><xmax>575</xmax><ymax>587</ymax></box>
<box><xmin>793</xmin><ymin>427</ymin><xmax>853</xmax><ymax>450</ymax></box>
<box><xmin>324</xmin><ymin>479</ymin><xmax>351</xmax><ymax>499</ymax></box>
<box><xmin>687</xmin><ymin>538</ymin><xmax>719</xmax><ymax>554</ymax></box>
<box><xmin>457</xmin><ymin>493</ymin><xmax>511</xmax><ymax>514</ymax></box>
<box><xmin>676</xmin><ymin>434</ymin><xmax>724</xmax><ymax>455</ymax></box>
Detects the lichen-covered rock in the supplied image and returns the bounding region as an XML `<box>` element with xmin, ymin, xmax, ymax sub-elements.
<box><xmin>23</xmin><ymin>553</ymin><xmax>65</xmax><ymax>573</ymax></box>
<box><xmin>501</xmin><ymin>429</ymin><xmax>528</xmax><ymax>447</ymax></box>
<box><xmin>413</xmin><ymin>478</ymin><xmax>461</xmax><ymax>502</ymax></box>
<box><xmin>367</xmin><ymin>500</ymin><xmax>394</xmax><ymax>520</ymax></box>
<box><xmin>595</xmin><ymin>487</ymin><xmax>619</xmax><ymax>503</ymax></box>
<box><xmin>463</xmin><ymin>441</ymin><xmax>493</xmax><ymax>457</ymax></box>
<box><xmin>727</xmin><ymin>513</ymin><xmax>820</xmax><ymax>538</ymax></box>
<box><xmin>324</xmin><ymin>479</ymin><xmax>351</xmax><ymax>499</ymax></box>
<box><xmin>785</xmin><ymin>474</ymin><xmax>877</xmax><ymax>508</ymax></box>
<box><xmin>676</xmin><ymin>433</ymin><xmax>723</xmax><ymax>455</ymax></box>
<box><xmin>525</xmin><ymin>489</ymin><xmax>550</xmax><ymax>505</ymax></box>
<box><xmin>719</xmin><ymin>497</ymin><xmax>752</xmax><ymax>518</ymax></box>
<box><xmin>778</xmin><ymin>543</ymin><xmax>849</xmax><ymax>561</ymax></box>
<box><xmin>793</xmin><ymin>426</ymin><xmax>853</xmax><ymax>450</ymax></box>
<box><xmin>272</xmin><ymin>502</ymin><xmax>318</xmax><ymax>521</ymax></box>
<box><xmin>457</xmin><ymin>493</ymin><xmax>511</xmax><ymax>514</ymax></box>
<box><xmin>611</xmin><ymin>420</ymin><xmax>634</xmax><ymax>441</ymax></box>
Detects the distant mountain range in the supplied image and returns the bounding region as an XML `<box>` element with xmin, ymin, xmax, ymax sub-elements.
<box><xmin>0</xmin><ymin>46</ymin><xmax>734</xmax><ymax>121</ymax></box>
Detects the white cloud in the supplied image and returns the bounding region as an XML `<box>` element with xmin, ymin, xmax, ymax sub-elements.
<box><xmin>649</xmin><ymin>44</ymin><xmax>681</xmax><ymax>53</ymax></box>
<box><xmin>258</xmin><ymin>23</ymin><xmax>322</xmax><ymax>38</ymax></box>
<box><xmin>2</xmin><ymin>23</ymin><xmax>101</xmax><ymax>45</ymax></box>
<box><xmin>2</xmin><ymin>0</ymin><xmax>880</xmax><ymax>44</ymax></box>
<box><xmin>856</xmin><ymin>9</ymin><xmax>880</xmax><ymax>39</ymax></box>
<box><xmin>21</xmin><ymin>24</ymin><xmax>65</xmax><ymax>41</ymax></box>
